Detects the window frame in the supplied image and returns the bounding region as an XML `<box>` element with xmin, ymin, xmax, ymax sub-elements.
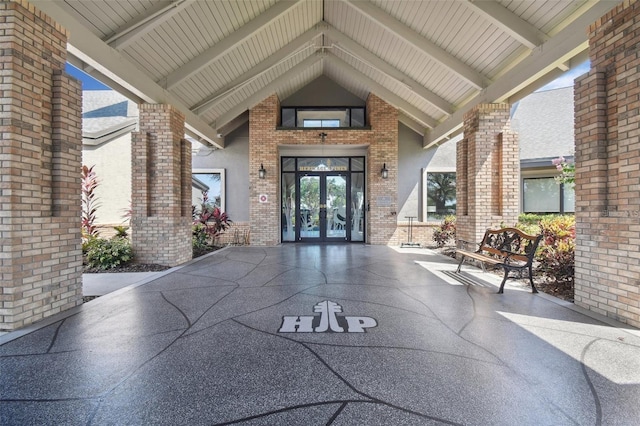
<box><xmin>422</xmin><ymin>169</ymin><xmax>456</xmax><ymax>222</ymax></box>
<box><xmin>192</xmin><ymin>168</ymin><xmax>226</xmax><ymax>213</ymax></box>
<box><xmin>522</xmin><ymin>176</ymin><xmax>574</xmax><ymax>214</ymax></box>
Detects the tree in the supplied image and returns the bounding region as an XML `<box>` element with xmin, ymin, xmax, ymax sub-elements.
<box><xmin>427</xmin><ymin>173</ymin><xmax>456</xmax><ymax>212</ymax></box>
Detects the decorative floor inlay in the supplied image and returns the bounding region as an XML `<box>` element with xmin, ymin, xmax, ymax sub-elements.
<box><xmin>278</xmin><ymin>300</ymin><xmax>377</xmax><ymax>333</ymax></box>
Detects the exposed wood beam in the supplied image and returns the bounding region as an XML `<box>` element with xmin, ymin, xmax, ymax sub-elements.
<box><xmin>464</xmin><ymin>0</ymin><xmax>545</xmax><ymax>50</ymax></box>
<box><xmin>342</xmin><ymin>0</ymin><xmax>488</xmax><ymax>90</ymax></box>
<box><xmin>192</xmin><ymin>25</ymin><xmax>322</xmax><ymax>115</ymax></box>
<box><xmin>326</xmin><ymin>54</ymin><xmax>438</xmax><ymax>129</ymax></box>
<box><xmin>398</xmin><ymin>113</ymin><xmax>426</xmax><ymax>136</ymax></box>
<box><xmin>34</xmin><ymin>0</ymin><xmax>224</xmax><ymax>148</ymax></box>
<box><xmin>218</xmin><ymin>112</ymin><xmax>249</xmax><ymax>136</ymax></box>
<box><xmin>506</xmin><ymin>50</ymin><xmax>589</xmax><ymax>104</ymax></box>
<box><xmin>106</xmin><ymin>0</ymin><xmax>195</xmax><ymax>50</ymax></box>
<box><xmin>424</xmin><ymin>1</ymin><xmax>614</xmax><ymax>149</ymax></box>
<box><xmin>324</xmin><ymin>24</ymin><xmax>454</xmax><ymax>116</ymax></box>
<box><xmin>214</xmin><ymin>53</ymin><xmax>324</xmax><ymax>129</ymax></box>
<box><xmin>66</xmin><ymin>54</ymin><xmax>144</xmax><ymax>104</ymax></box>
<box><xmin>161</xmin><ymin>0</ymin><xmax>301</xmax><ymax>90</ymax></box>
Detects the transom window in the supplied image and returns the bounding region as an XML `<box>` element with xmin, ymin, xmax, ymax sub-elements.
<box><xmin>281</xmin><ymin>107</ymin><xmax>366</xmax><ymax>128</ymax></box>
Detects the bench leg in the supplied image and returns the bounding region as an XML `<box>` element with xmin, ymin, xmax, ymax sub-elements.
<box><xmin>528</xmin><ymin>265</ymin><xmax>538</xmax><ymax>294</ymax></box>
<box><xmin>498</xmin><ymin>269</ymin><xmax>509</xmax><ymax>294</ymax></box>
<box><xmin>456</xmin><ymin>255</ymin><xmax>465</xmax><ymax>273</ymax></box>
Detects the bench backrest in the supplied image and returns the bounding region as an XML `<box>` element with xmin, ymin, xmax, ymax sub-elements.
<box><xmin>479</xmin><ymin>228</ymin><xmax>542</xmax><ymax>263</ymax></box>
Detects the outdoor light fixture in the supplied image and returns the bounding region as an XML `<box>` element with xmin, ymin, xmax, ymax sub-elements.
<box><xmin>259</xmin><ymin>163</ymin><xmax>266</xmax><ymax>179</ymax></box>
<box><xmin>381</xmin><ymin>163</ymin><xmax>389</xmax><ymax>179</ymax></box>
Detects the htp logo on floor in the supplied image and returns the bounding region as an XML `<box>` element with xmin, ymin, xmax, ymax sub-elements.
<box><xmin>278</xmin><ymin>300</ymin><xmax>377</xmax><ymax>333</ymax></box>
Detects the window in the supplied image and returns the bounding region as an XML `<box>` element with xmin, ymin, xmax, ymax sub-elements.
<box><xmin>303</xmin><ymin>119</ymin><xmax>340</xmax><ymax>128</ymax></box>
<box><xmin>523</xmin><ymin>177</ymin><xmax>574</xmax><ymax>213</ymax></box>
<box><xmin>425</xmin><ymin>172</ymin><xmax>456</xmax><ymax>221</ymax></box>
<box><xmin>192</xmin><ymin>169</ymin><xmax>225</xmax><ymax>212</ymax></box>
<box><xmin>280</xmin><ymin>107</ymin><xmax>366</xmax><ymax>128</ymax></box>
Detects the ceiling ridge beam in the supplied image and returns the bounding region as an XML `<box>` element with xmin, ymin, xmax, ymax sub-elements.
<box><xmin>106</xmin><ymin>0</ymin><xmax>196</xmax><ymax>49</ymax></box>
<box><xmin>464</xmin><ymin>0</ymin><xmax>545</xmax><ymax>50</ymax></box>
<box><xmin>324</xmin><ymin>24</ymin><xmax>454</xmax><ymax>116</ymax></box>
<box><xmin>424</xmin><ymin>0</ymin><xmax>616</xmax><ymax>149</ymax></box>
<box><xmin>192</xmin><ymin>25</ymin><xmax>323</xmax><ymax>115</ymax></box>
<box><xmin>161</xmin><ymin>0</ymin><xmax>302</xmax><ymax>90</ymax></box>
<box><xmin>342</xmin><ymin>0</ymin><xmax>488</xmax><ymax>90</ymax></box>
<box><xmin>214</xmin><ymin>53</ymin><xmax>324</xmax><ymax>129</ymax></box>
<box><xmin>326</xmin><ymin>53</ymin><xmax>438</xmax><ymax>129</ymax></box>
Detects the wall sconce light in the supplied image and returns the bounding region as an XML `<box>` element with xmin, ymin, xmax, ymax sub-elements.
<box><xmin>259</xmin><ymin>163</ymin><xmax>266</xmax><ymax>179</ymax></box>
<box><xmin>381</xmin><ymin>163</ymin><xmax>389</xmax><ymax>179</ymax></box>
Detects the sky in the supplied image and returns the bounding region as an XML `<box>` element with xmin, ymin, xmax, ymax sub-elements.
<box><xmin>65</xmin><ymin>64</ymin><xmax>110</xmax><ymax>90</ymax></box>
<box><xmin>67</xmin><ymin>59</ymin><xmax>591</xmax><ymax>94</ymax></box>
<box><xmin>536</xmin><ymin>61</ymin><xmax>590</xmax><ymax>92</ymax></box>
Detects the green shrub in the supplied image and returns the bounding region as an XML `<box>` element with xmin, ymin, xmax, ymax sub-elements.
<box><xmin>85</xmin><ymin>237</ymin><xmax>133</xmax><ymax>270</ymax></box>
<box><xmin>432</xmin><ymin>215</ymin><xmax>456</xmax><ymax>248</ymax></box>
<box><xmin>113</xmin><ymin>226</ymin><xmax>129</xmax><ymax>238</ymax></box>
<box><xmin>534</xmin><ymin>215</ymin><xmax>575</xmax><ymax>285</ymax></box>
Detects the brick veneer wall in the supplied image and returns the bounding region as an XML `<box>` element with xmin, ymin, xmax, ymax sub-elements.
<box><xmin>0</xmin><ymin>0</ymin><xmax>83</xmax><ymax>330</ymax></box>
<box><xmin>248</xmin><ymin>93</ymin><xmax>398</xmax><ymax>245</ymax></box>
<box><xmin>456</xmin><ymin>104</ymin><xmax>520</xmax><ymax>245</ymax></box>
<box><xmin>574</xmin><ymin>0</ymin><xmax>640</xmax><ymax>327</ymax></box>
<box><xmin>131</xmin><ymin>104</ymin><xmax>192</xmax><ymax>266</ymax></box>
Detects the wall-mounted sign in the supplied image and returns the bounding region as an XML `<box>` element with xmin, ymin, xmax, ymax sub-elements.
<box><xmin>278</xmin><ymin>300</ymin><xmax>377</xmax><ymax>333</ymax></box>
<box><xmin>259</xmin><ymin>194</ymin><xmax>268</xmax><ymax>203</ymax></box>
<box><xmin>377</xmin><ymin>196</ymin><xmax>392</xmax><ymax>207</ymax></box>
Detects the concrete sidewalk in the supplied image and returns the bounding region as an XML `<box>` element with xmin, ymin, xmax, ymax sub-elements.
<box><xmin>83</xmin><ymin>271</ymin><xmax>166</xmax><ymax>296</ymax></box>
<box><xmin>1</xmin><ymin>245</ymin><xmax>639</xmax><ymax>425</ymax></box>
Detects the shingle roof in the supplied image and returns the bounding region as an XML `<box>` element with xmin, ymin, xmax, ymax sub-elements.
<box><xmin>83</xmin><ymin>90</ymin><xmax>138</xmax><ymax>136</ymax></box>
<box><xmin>511</xmin><ymin>86</ymin><xmax>574</xmax><ymax>160</ymax></box>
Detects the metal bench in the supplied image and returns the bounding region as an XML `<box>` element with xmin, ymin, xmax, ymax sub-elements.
<box><xmin>455</xmin><ymin>228</ymin><xmax>543</xmax><ymax>294</ymax></box>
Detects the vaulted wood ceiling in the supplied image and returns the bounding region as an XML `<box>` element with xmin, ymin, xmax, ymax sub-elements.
<box><xmin>34</xmin><ymin>0</ymin><xmax>615</xmax><ymax>149</ymax></box>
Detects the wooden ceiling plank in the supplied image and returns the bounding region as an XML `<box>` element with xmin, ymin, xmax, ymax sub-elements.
<box><xmin>161</xmin><ymin>0</ymin><xmax>302</xmax><ymax>90</ymax></box>
<box><xmin>343</xmin><ymin>0</ymin><xmax>488</xmax><ymax>90</ymax></box>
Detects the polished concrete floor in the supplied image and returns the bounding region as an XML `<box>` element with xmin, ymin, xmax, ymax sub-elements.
<box><xmin>1</xmin><ymin>245</ymin><xmax>639</xmax><ymax>425</ymax></box>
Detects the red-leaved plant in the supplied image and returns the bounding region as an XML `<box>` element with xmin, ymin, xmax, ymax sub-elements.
<box><xmin>81</xmin><ymin>165</ymin><xmax>100</xmax><ymax>239</ymax></box>
<box><xmin>192</xmin><ymin>191</ymin><xmax>232</xmax><ymax>249</ymax></box>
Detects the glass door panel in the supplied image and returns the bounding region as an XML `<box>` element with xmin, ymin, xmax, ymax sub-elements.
<box><xmin>326</xmin><ymin>175</ymin><xmax>347</xmax><ymax>240</ymax></box>
<box><xmin>282</xmin><ymin>173</ymin><xmax>296</xmax><ymax>242</ymax></box>
<box><xmin>299</xmin><ymin>175</ymin><xmax>320</xmax><ymax>239</ymax></box>
<box><xmin>351</xmin><ymin>172</ymin><xmax>365</xmax><ymax>242</ymax></box>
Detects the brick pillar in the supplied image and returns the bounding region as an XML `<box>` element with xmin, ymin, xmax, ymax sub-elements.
<box><xmin>366</xmin><ymin>94</ymin><xmax>398</xmax><ymax>245</ymax></box>
<box><xmin>457</xmin><ymin>104</ymin><xmax>519</xmax><ymax>245</ymax></box>
<box><xmin>574</xmin><ymin>0</ymin><xmax>640</xmax><ymax>327</ymax></box>
<box><xmin>249</xmin><ymin>94</ymin><xmax>280</xmax><ymax>246</ymax></box>
<box><xmin>131</xmin><ymin>104</ymin><xmax>192</xmax><ymax>266</ymax></box>
<box><xmin>0</xmin><ymin>0</ymin><xmax>83</xmax><ymax>330</ymax></box>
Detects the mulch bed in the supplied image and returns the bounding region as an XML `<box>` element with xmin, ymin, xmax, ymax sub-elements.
<box><xmin>82</xmin><ymin>245</ymin><xmax>224</xmax><ymax>274</ymax></box>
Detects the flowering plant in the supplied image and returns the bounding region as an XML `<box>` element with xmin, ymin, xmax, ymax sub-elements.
<box><xmin>552</xmin><ymin>156</ymin><xmax>575</xmax><ymax>187</ymax></box>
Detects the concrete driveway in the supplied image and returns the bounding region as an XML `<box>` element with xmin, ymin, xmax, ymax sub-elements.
<box><xmin>1</xmin><ymin>245</ymin><xmax>639</xmax><ymax>425</ymax></box>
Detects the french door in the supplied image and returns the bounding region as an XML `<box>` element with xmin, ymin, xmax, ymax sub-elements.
<box><xmin>298</xmin><ymin>173</ymin><xmax>348</xmax><ymax>242</ymax></box>
<box><xmin>281</xmin><ymin>157</ymin><xmax>365</xmax><ymax>243</ymax></box>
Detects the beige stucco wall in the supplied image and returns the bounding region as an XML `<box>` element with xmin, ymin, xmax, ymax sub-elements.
<box><xmin>82</xmin><ymin>134</ymin><xmax>132</xmax><ymax>227</ymax></box>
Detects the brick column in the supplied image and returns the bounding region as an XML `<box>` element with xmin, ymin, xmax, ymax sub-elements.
<box><xmin>574</xmin><ymin>0</ymin><xmax>640</xmax><ymax>327</ymax></box>
<box><xmin>366</xmin><ymin>94</ymin><xmax>398</xmax><ymax>244</ymax></box>
<box><xmin>131</xmin><ymin>104</ymin><xmax>192</xmax><ymax>266</ymax></box>
<box><xmin>456</xmin><ymin>104</ymin><xmax>519</xmax><ymax>245</ymax></box>
<box><xmin>0</xmin><ymin>0</ymin><xmax>83</xmax><ymax>330</ymax></box>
